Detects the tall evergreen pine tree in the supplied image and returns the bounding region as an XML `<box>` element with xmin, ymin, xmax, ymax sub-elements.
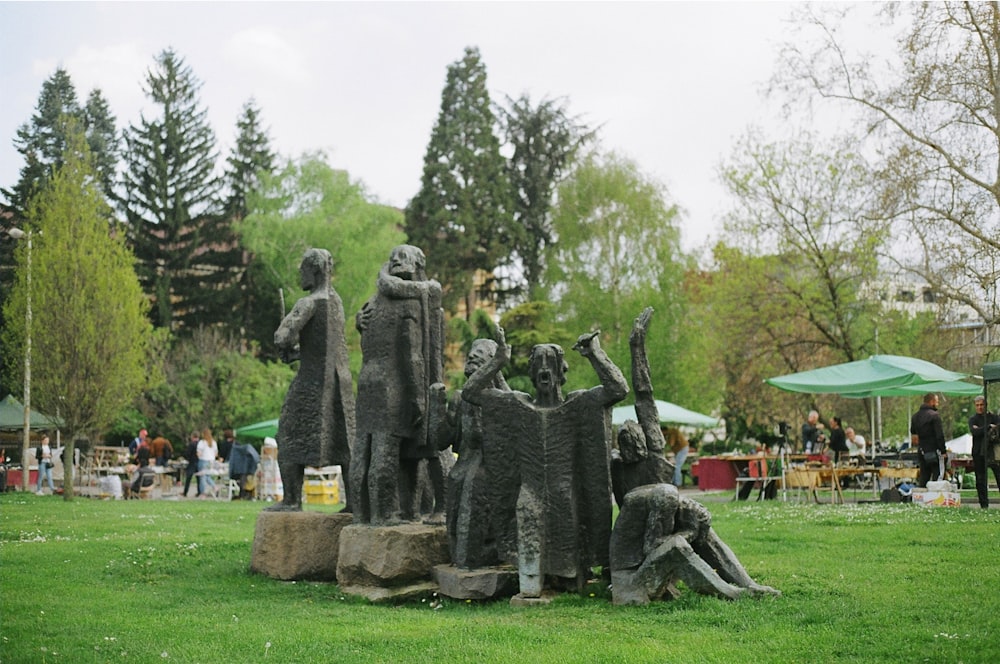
<box><xmin>2</xmin><ymin>69</ymin><xmax>118</xmax><ymax>389</ymax></box>
<box><xmin>121</xmin><ymin>48</ymin><xmax>242</xmax><ymax>334</ymax></box>
<box><xmin>225</xmin><ymin>98</ymin><xmax>276</xmax><ymax>220</ymax></box>
<box><xmin>224</xmin><ymin>98</ymin><xmax>277</xmax><ymax>349</ymax></box>
<box><xmin>405</xmin><ymin>46</ymin><xmax>515</xmax><ymax>317</ymax></box>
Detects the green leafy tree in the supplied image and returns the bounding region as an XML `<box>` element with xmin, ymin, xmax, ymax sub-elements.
<box><xmin>498</xmin><ymin>94</ymin><xmax>595</xmax><ymax>303</ymax></box>
<box><xmin>120</xmin><ymin>48</ymin><xmax>242</xmax><ymax>334</ymax></box>
<box><xmin>240</xmin><ymin>153</ymin><xmax>406</xmax><ymax>360</ymax></box>
<box><xmin>1</xmin><ymin>122</ymin><xmax>152</xmax><ymax>499</ymax></box>
<box><xmin>405</xmin><ymin>46</ymin><xmax>514</xmax><ymax>316</ymax></box>
<box><xmin>137</xmin><ymin>328</ymin><xmax>293</xmax><ymax>444</ymax></box>
<box><xmin>545</xmin><ymin>150</ymin><xmax>687</xmax><ymax>395</ymax></box>
<box><xmin>776</xmin><ymin>2</ymin><xmax>1000</xmax><ymax>331</ymax></box>
<box><xmin>2</xmin><ymin>72</ymin><xmax>118</xmax><ymax>382</ymax></box>
<box><xmin>712</xmin><ymin>131</ymin><xmax>947</xmax><ymax>443</ymax></box>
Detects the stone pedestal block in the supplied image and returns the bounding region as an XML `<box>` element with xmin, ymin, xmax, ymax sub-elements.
<box><xmin>337</xmin><ymin>523</ymin><xmax>449</xmax><ymax>602</ymax></box>
<box><xmin>432</xmin><ymin>564</ymin><xmax>519</xmax><ymax>600</ymax></box>
<box><xmin>250</xmin><ymin>511</ymin><xmax>352</xmax><ymax>581</ymax></box>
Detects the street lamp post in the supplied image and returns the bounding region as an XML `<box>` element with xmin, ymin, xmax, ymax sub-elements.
<box><xmin>8</xmin><ymin>227</ymin><xmax>32</xmax><ymax>492</ymax></box>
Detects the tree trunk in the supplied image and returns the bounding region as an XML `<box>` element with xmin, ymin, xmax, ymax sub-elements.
<box><xmin>62</xmin><ymin>441</ymin><xmax>75</xmax><ymax>501</ymax></box>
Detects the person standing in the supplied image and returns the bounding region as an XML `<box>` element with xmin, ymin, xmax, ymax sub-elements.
<box><xmin>968</xmin><ymin>395</ymin><xmax>999</xmax><ymax>509</ymax></box>
<box><xmin>218</xmin><ymin>429</ymin><xmax>235</xmax><ymax>464</ymax></box>
<box><xmin>149</xmin><ymin>434</ymin><xmax>173</xmax><ymax>466</ymax></box>
<box><xmin>129</xmin><ymin>428</ymin><xmax>147</xmax><ymax>460</ymax></box>
<box><xmin>828</xmin><ymin>417</ymin><xmax>848</xmax><ymax>465</ymax></box>
<box><xmin>35</xmin><ymin>433</ymin><xmax>55</xmax><ymax>495</ymax></box>
<box><xmin>196</xmin><ymin>428</ymin><xmax>219</xmax><ymax>498</ymax></box>
<box><xmin>258</xmin><ymin>437</ymin><xmax>283</xmax><ymax>502</ymax></box>
<box><xmin>911</xmin><ymin>393</ymin><xmax>947</xmax><ymax>487</ymax></box>
<box><xmin>801</xmin><ymin>411</ymin><xmax>826</xmax><ymax>454</ymax></box>
<box><xmin>667</xmin><ymin>427</ymin><xmax>690</xmax><ymax>487</ymax></box>
<box><xmin>182</xmin><ymin>431</ymin><xmax>200</xmax><ymax>497</ymax></box>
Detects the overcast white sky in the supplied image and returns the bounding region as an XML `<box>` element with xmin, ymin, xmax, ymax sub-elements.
<box><xmin>1</xmin><ymin>1</ymin><xmax>807</xmax><ymax>252</ymax></box>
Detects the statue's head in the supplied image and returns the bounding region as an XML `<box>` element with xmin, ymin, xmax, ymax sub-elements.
<box><xmin>388</xmin><ymin>245</ymin><xmax>426</xmax><ymax>281</ymax></box>
<box><xmin>465</xmin><ymin>338</ymin><xmax>498</xmax><ymax>377</ymax></box>
<box><xmin>300</xmin><ymin>248</ymin><xmax>332</xmax><ymax>291</ymax></box>
<box><xmin>529</xmin><ymin>344</ymin><xmax>567</xmax><ymax>402</ymax></box>
<box><xmin>617</xmin><ymin>420</ymin><xmax>648</xmax><ymax>464</ymax></box>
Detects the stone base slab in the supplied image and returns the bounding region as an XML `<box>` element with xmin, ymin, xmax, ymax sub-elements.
<box><xmin>250</xmin><ymin>511</ymin><xmax>353</xmax><ymax>581</ymax></box>
<box><xmin>432</xmin><ymin>564</ymin><xmax>519</xmax><ymax>600</ymax></box>
<box><xmin>338</xmin><ymin>580</ymin><xmax>440</xmax><ymax>604</ymax></box>
<box><xmin>337</xmin><ymin>523</ymin><xmax>449</xmax><ymax>597</ymax></box>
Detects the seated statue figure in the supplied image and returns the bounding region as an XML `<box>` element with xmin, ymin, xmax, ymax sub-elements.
<box><xmin>610</xmin><ymin>482</ymin><xmax>780</xmax><ymax>604</ymax></box>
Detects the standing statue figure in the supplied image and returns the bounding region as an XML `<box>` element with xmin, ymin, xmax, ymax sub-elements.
<box><xmin>462</xmin><ymin>327</ymin><xmax>628</xmax><ymax>597</ymax></box>
<box><xmin>352</xmin><ymin>245</ymin><xmax>445</xmax><ymax>525</ymax></box>
<box><xmin>430</xmin><ymin>338</ymin><xmax>510</xmax><ymax>568</ymax></box>
<box><xmin>612</xmin><ymin>307</ymin><xmax>675</xmax><ymax>506</ymax></box>
<box><xmin>267</xmin><ymin>248</ymin><xmax>355</xmax><ymax>512</ymax></box>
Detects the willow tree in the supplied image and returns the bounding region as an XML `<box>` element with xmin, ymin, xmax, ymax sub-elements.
<box><xmin>1</xmin><ymin>123</ymin><xmax>152</xmax><ymax>500</ymax></box>
<box><xmin>240</xmin><ymin>153</ymin><xmax>405</xmax><ymax>359</ymax></box>
<box><xmin>545</xmin><ymin>150</ymin><xmax>687</xmax><ymax>396</ymax></box>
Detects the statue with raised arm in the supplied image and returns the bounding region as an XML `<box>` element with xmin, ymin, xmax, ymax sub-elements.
<box><xmin>611</xmin><ymin>307</ymin><xmax>675</xmax><ymax>506</ymax></box>
<box><xmin>462</xmin><ymin>327</ymin><xmax>628</xmax><ymax>598</ymax></box>
<box><xmin>267</xmin><ymin>248</ymin><xmax>355</xmax><ymax>512</ymax></box>
<box><xmin>352</xmin><ymin>244</ymin><xmax>445</xmax><ymax>525</ymax></box>
<box><xmin>429</xmin><ymin>338</ymin><xmax>510</xmax><ymax>568</ymax></box>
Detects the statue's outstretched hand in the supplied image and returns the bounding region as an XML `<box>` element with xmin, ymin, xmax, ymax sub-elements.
<box><xmin>630</xmin><ymin>307</ymin><xmax>654</xmax><ymax>345</ymax></box>
<box><xmin>573</xmin><ymin>330</ymin><xmax>601</xmax><ymax>357</ymax></box>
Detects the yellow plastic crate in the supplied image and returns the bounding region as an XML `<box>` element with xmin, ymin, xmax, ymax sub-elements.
<box><xmin>303</xmin><ymin>480</ymin><xmax>339</xmax><ymax>504</ymax></box>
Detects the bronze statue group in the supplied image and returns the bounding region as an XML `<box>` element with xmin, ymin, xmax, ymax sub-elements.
<box><xmin>267</xmin><ymin>244</ymin><xmax>778</xmax><ymax>604</ymax></box>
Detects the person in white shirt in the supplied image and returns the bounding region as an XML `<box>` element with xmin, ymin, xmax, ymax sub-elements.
<box><xmin>845</xmin><ymin>427</ymin><xmax>867</xmax><ymax>460</ymax></box>
<box><xmin>196</xmin><ymin>428</ymin><xmax>220</xmax><ymax>498</ymax></box>
<box><xmin>35</xmin><ymin>434</ymin><xmax>56</xmax><ymax>495</ymax></box>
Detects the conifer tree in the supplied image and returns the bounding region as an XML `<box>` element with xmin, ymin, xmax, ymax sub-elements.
<box><xmin>82</xmin><ymin>89</ymin><xmax>120</xmax><ymax>200</ymax></box>
<box><xmin>405</xmin><ymin>46</ymin><xmax>514</xmax><ymax>317</ymax></box>
<box><xmin>225</xmin><ymin>98</ymin><xmax>276</xmax><ymax>220</ymax></box>
<box><xmin>121</xmin><ymin>48</ymin><xmax>241</xmax><ymax>334</ymax></box>
<box><xmin>498</xmin><ymin>94</ymin><xmax>594</xmax><ymax>303</ymax></box>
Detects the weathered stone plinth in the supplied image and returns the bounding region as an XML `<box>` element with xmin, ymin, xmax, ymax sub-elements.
<box><xmin>509</xmin><ymin>590</ymin><xmax>559</xmax><ymax>607</ymax></box>
<box><xmin>432</xmin><ymin>564</ymin><xmax>519</xmax><ymax>600</ymax></box>
<box><xmin>250</xmin><ymin>511</ymin><xmax>352</xmax><ymax>581</ymax></box>
<box><xmin>337</xmin><ymin>523</ymin><xmax>449</xmax><ymax>602</ymax></box>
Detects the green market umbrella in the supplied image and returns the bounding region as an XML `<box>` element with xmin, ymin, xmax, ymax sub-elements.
<box><xmin>234</xmin><ymin>418</ymin><xmax>278</xmax><ymax>440</ymax></box>
<box><xmin>612</xmin><ymin>399</ymin><xmax>719</xmax><ymax>428</ymax></box>
<box><xmin>765</xmin><ymin>355</ymin><xmax>972</xmax><ymax>397</ymax></box>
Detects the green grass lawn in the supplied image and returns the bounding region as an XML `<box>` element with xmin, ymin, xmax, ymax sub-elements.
<box><xmin>2</xmin><ymin>493</ymin><xmax>998</xmax><ymax>663</ymax></box>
